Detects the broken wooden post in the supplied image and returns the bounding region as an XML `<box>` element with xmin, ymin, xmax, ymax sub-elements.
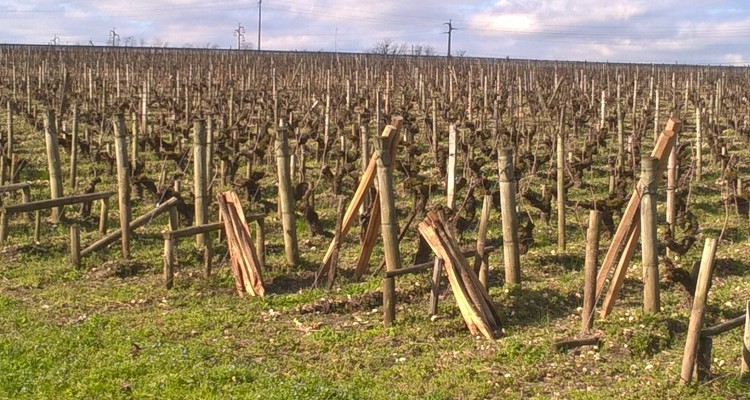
<box><xmin>193</xmin><ymin>120</ymin><xmax>208</xmax><ymax>249</ymax></box>
<box><xmin>428</xmin><ymin>258</ymin><xmax>444</xmax><ymax>316</ymax></box>
<box><xmin>99</xmin><ymin>198</ymin><xmax>109</xmax><ymax>235</ymax></box>
<box><xmin>473</xmin><ymin>195</ymin><xmax>492</xmax><ymax>289</ymax></box>
<box><xmin>582</xmin><ymin>210</ymin><xmax>601</xmax><ymax>334</ymax></box>
<box><xmin>44</xmin><ymin>110</ymin><xmax>64</xmax><ymax>221</ymax></box>
<box><xmin>164</xmin><ymin>231</ymin><xmax>175</xmax><ymax>289</ymax></box>
<box><xmin>255</xmin><ymin>219</ymin><xmax>265</xmax><ymax>270</ymax></box>
<box><xmin>680</xmin><ymin>237</ymin><xmax>718</xmax><ymax>385</ymax></box>
<box><xmin>113</xmin><ymin>114</ymin><xmax>131</xmax><ymax>258</ymax></box>
<box><xmin>641</xmin><ymin>156</ymin><xmax>660</xmax><ymax>314</ymax></box>
<box><xmin>69</xmin><ymin>224</ymin><xmax>80</xmax><ymax>268</ymax></box>
<box><xmin>326</xmin><ymin>197</ymin><xmax>346</xmax><ymax>290</ymax></box>
<box><xmin>276</xmin><ymin>120</ymin><xmax>299</xmax><ymax>267</ymax></box>
<box><xmin>498</xmin><ymin>148</ymin><xmax>521</xmax><ymax>286</ymax></box>
<box><xmin>33</xmin><ymin>210</ymin><xmax>41</xmax><ymax>242</ymax></box>
<box><xmin>377</xmin><ymin>134</ymin><xmax>402</xmax><ymax>326</ymax></box>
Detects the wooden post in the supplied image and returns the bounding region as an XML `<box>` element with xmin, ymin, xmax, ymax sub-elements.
<box><xmin>666</xmin><ymin>132</ymin><xmax>677</xmax><ymax>237</ymax></box>
<box><xmin>557</xmin><ymin>118</ymin><xmax>566</xmax><ymax>253</ymax></box>
<box><xmin>70</xmin><ymin>107</ymin><xmax>78</xmax><ymax>189</ymax></box>
<box><xmin>193</xmin><ymin>120</ymin><xmax>208</xmax><ymax>248</ymax></box>
<box><xmin>164</xmin><ymin>233</ymin><xmax>174</xmax><ymax>289</ymax></box>
<box><xmin>44</xmin><ymin>110</ymin><xmax>64</xmax><ymax>221</ymax></box>
<box><xmin>113</xmin><ymin>114</ymin><xmax>131</xmax><ymax>258</ymax></box>
<box><xmin>131</xmin><ymin>112</ymin><xmax>138</xmax><ymax>172</ymax></box>
<box><xmin>69</xmin><ymin>224</ymin><xmax>80</xmax><ymax>268</ymax></box>
<box><xmin>680</xmin><ymin>237</ymin><xmax>718</xmax><ymax>385</ymax></box>
<box><xmin>498</xmin><ymin>148</ymin><xmax>521</xmax><ymax>286</ymax></box>
<box><xmin>447</xmin><ymin>123</ymin><xmax>457</xmax><ymax>209</ymax></box>
<box><xmin>276</xmin><ymin>120</ymin><xmax>299</xmax><ymax>266</ymax></box>
<box><xmin>641</xmin><ymin>156</ymin><xmax>660</xmax><ymax>314</ymax></box>
<box><xmin>582</xmin><ymin>211</ymin><xmax>601</xmax><ymax>334</ymax></box>
<box><xmin>742</xmin><ymin>300</ymin><xmax>750</xmax><ymax>378</ymax></box>
<box><xmin>33</xmin><ymin>210</ymin><xmax>41</xmax><ymax>242</ymax></box>
<box><xmin>98</xmin><ymin>198</ymin><xmax>109</xmax><ymax>235</ymax></box>
<box><xmin>695</xmin><ymin>107</ymin><xmax>702</xmax><ymax>182</ymax></box>
<box><xmin>376</xmin><ymin>135</ymin><xmax>401</xmax><ymax>326</ymax></box>
<box><xmin>473</xmin><ymin>195</ymin><xmax>492</xmax><ymax>289</ymax></box>
<box><xmin>6</xmin><ymin>101</ymin><xmax>12</xmax><ymax>161</ymax></box>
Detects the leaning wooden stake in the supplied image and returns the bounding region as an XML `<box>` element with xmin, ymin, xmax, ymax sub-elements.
<box><xmin>44</xmin><ymin>110</ymin><xmax>64</xmax><ymax>221</ymax></box>
<box><xmin>498</xmin><ymin>148</ymin><xmax>521</xmax><ymax>286</ymax></box>
<box><xmin>376</xmin><ymin>135</ymin><xmax>402</xmax><ymax>326</ymax></box>
<box><xmin>69</xmin><ymin>224</ymin><xmax>80</xmax><ymax>268</ymax></box>
<box><xmin>680</xmin><ymin>237</ymin><xmax>718</xmax><ymax>385</ymax></box>
<box><xmin>276</xmin><ymin>120</ymin><xmax>299</xmax><ymax>267</ymax></box>
<box><xmin>596</xmin><ymin>118</ymin><xmax>681</xmax><ymax>300</ymax></box>
<box><xmin>113</xmin><ymin>114</ymin><xmax>131</xmax><ymax>258</ymax></box>
<box><xmin>641</xmin><ymin>156</ymin><xmax>660</xmax><ymax>313</ymax></box>
<box><xmin>582</xmin><ymin>211</ymin><xmax>601</xmax><ymax>334</ymax></box>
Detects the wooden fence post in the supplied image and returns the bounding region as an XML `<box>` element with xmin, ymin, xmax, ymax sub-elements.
<box><xmin>582</xmin><ymin>211</ymin><xmax>601</xmax><ymax>333</ymax></box>
<box><xmin>276</xmin><ymin>120</ymin><xmax>299</xmax><ymax>266</ymax></box>
<box><xmin>193</xmin><ymin>120</ymin><xmax>208</xmax><ymax>249</ymax></box>
<box><xmin>498</xmin><ymin>148</ymin><xmax>521</xmax><ymax>286</ymax></box>
<box><xmin>164</xmin><ymin>232</ymin><xmax>174</xmax><ymax>290</ymax></box>
<box><xmin>113</xmin><ymin>114</ymin><xmax>131</xmax><ymax>258</ymax></box>
<box><xmin>44</xmin><ymin>110</ymin><xmax>64</xmax><ymax>221</ymax></box>
<box><xmin>641</xmin><ymin>156</ymin><xmax>660</xmax><ymax>313</ymax></box>
<box><xmin>680</xmin><ymin>237</ymin><xmax>718</xmax><ymax>385</ymax></box>
<box><xmin>376</xmin><ymin>135</ymin><xmax>401</xmax><ymax>326</ymax></box>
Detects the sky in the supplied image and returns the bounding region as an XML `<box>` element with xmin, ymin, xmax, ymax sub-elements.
<box><xmin>1</xmin><ymin>0</ymin><xmax>749</xmax><ymax>64</ymax></box>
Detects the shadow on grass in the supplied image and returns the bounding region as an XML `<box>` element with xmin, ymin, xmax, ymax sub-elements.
<box><xmin>714</xmin><ymin>257</ymin><xmax>750</xmax><ymax>278</ymax></box>
<box><xmin>498</xmin><ymin>286</ymin><xmax>580</xmax><ymax>329</ymax></box>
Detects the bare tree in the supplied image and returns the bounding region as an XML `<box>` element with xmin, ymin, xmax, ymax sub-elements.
<box><xmin>368</xmin><ymin>38</ymin><xmax>408</xmax><ymax>55</ymax></box>
<box><xmin>411</xmin><ymin>44</ymin><xmax>437</xmax><ymax>56</ymax></box>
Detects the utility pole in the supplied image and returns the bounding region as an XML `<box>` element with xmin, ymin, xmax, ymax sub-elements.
<box><xmin>234</xmin><ymin>23</ymin><xmax>245</xmax><ymax>50</ymax></box>
<box><xmin>109</xmin><ymin>28</ymin><xmax>120</xmax><ymax>47</ymax></box>
<box><xmin>257</xmin><ymin>0</ymin><xmax>262</xmax><ymax>51</ymax></box>
<box><xmin>444</xmin><ymin>19</ymin><xmax>457</xmax><ymax>57</ymax></box>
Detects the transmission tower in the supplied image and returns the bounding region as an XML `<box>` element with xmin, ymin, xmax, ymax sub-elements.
<box><xmin>444</xmin><ymin>20</ymin><xmax>457</xmax><ymax>57</ymax></box>
<box><xmin>234</xmin><ymin>23</ymin><xmax>246</xmax><ymax>50</ymax></box>
<box><xmin>109</xmin><ymin>28</ymin><xmax>120</xmax><ymax>47</ymax></box>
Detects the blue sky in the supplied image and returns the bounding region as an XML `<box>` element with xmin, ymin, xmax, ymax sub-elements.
<box><xmin>1</xmin><ymin>0</ymin><xmax>749</xmax><ymax>64</ymax></box>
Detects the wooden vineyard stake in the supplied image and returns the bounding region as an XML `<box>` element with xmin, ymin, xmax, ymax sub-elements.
<box><xmin>275</xmin><ymin>120</ymin><xmax>299</xmax><ymax>267</ymax></box>
<box><xmin>640</xmin><ymin>156</ymin><xmax>659</xmax><ymax>313</ymax></box>
<box><xmin>376</xmin><ymin>134</ymin><xmax>402</xmax><ymax>326</ymax></box>
<box><xmin>217</xmin><ymin>191</ymin><xmax>264</xmax><ymax>297</ymax></box>
<box><xmin>680</xmin><ymin>237</ymin><xmax>718</xmax><ymax>385</ymax></box>
<box><xmin>418</xmin><ymin>211</ymin><xmax>501</xmax><ymax>340</ymax></box>
<box><xmin>742</xmin><ymin>300</ymin><xmax>750</xmax><ymax>378</ymax></box>
<box><xmin>113</xmin><ymin>114</ymin><xmax>131</xmax><ymax>258</ymax></box>
<box><xmin>498</xmin><ymin>148</ymin><xmax>521</xmax><ymax>286</ymax></box>
<box><xmin>44</xmin><ymin>110</ymin><xmax>64</xmax><ymax>221</ymax></box>
<box><xmin>582</xmin><ymin>211</ymin><xmax>601</xmax><ymax>334</ymax></box>
<box><xmin>317</xmin><ymin>116</ymin><xmax>403</xmax><ymax>281</ymax></box>
<box><xmin>595</xmin><ymin>118</ymin><xmax>682</xmax><ymax>312</ymax></box>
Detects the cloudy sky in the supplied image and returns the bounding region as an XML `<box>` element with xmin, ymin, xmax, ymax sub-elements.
<box><xmin>1</xmin><ymin>0</ymin><xmax>749</xmax><ymax>64</ymax></box>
